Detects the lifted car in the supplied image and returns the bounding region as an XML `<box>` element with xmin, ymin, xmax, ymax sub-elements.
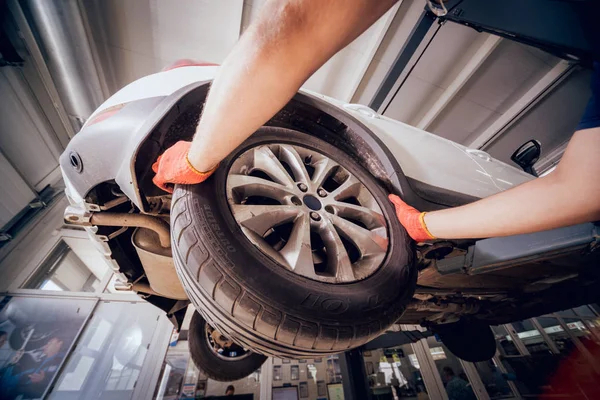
<box><xmin>60</xmin><ymin>64</ymin><xmax>600</xmax><ymax>380</ymax></box>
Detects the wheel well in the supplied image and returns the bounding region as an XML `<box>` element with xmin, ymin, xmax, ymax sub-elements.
<box><xmin>135</xmin><ymin>85</ymin><xmax>406</xmax><ymax>202</ymax></box>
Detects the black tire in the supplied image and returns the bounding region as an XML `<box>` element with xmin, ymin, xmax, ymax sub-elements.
<box><xmin>188</xmin><ymin>311</ymin><xmax>267</xmax><ymax>381</ymax></box>
<box><xmin>172</xmin><ymin>127</ymin><xmax>416</xmax><ymax>358</ymax></box>
<box><xmin>433</xmin><ymin>319</ymin><xmax>496</xmax><ymax>362</ymax></box>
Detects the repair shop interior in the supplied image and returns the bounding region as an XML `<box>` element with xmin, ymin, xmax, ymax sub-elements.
<box><xmin>1</xmin><ymin>1</ymin><xmax>599</xmax><ymax>399</ymax></box>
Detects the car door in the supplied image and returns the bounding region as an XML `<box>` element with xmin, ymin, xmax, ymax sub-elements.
<box><xmin>459</xmin><ymin>146</ymin><xmax>533</xmax><ymax>191</ymax></box>
<box><xmin>336</xmin><ymin>102</ymin><xmax>516</xmax><ymax>199</ymax></box>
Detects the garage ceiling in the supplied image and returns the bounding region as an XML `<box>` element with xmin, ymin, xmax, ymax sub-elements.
<box><xmin>352</xmin><ymin>0</ymin><xmax>589</xmax><ymax>172</ymax></box>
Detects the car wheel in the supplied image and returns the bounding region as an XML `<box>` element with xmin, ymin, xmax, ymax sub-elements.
<box><xmin>172</xmin><ymin>127</ymin><xmax>416</xmax><ymax>358</ymax></box>
<box><xmin>433</xmin><ymin>319</ymin><xmax>496</xmax><ymax>362</ymax></box>
<box><xmin>9</xmin><ymin>324</ymin><xmax>57</xmax><ymax>351</ymax></box>
<box><xmin>188</xmin><ymin>311</ymin><xmax>266</xmax><ymax>381</ymax></box>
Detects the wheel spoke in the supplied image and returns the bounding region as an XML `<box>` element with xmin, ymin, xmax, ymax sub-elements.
<box><xmin>329</xmin><ymin>175</ymin><xmax>362</xmax><ymax>201</ymax></box>
<box><xmin>321</xmin><ymin>219</ymin><xmax>355</xmax><ymax>282</ymax></box>
<box><xmin>330</xmin><ymin>201</ymin><xmax>386</xmax><ymax>230</ymax></box>
<box><xmin>230</xmin><ymin>204</ymin><xmax>301</xmax><ymax>236</ymax></box>
<box><xmin>227</xmin><ymin>174</ymin><xmax>297</xmax><ymax>203</ymax></box>
<box><xmin>279</xmin><ymin>213</ymin><xmax>314</xmax><ymax>275</ymax></box>
<box><xmin>279</xmin><ymin>145</ymin><xmax>311</xmax><ymax>186</ymax></box>
<box><xmin>253</xmin><ymin>146</ymin><xmax>295</xmax><ymax>187</ymax></box>
<box><xmin>311</xmin><ymin>157</ymin><xmax>339</xmax><ymax>188</ymax></box>
<box><xmin>227</xmin><ymin>142</ymin><xmax>389</xmax><ymax>284</ymax></box>
<box><xmin>328</xmin><ymin>214</ymin><xmax>388</xmax><ymax>257</ymax></box>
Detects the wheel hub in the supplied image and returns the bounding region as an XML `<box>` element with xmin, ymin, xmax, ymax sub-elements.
<box><xmin>226</xmin><ymin>143</ymin><xmax>389</xmax><ymax>284</ymax></box>
<box><xmin>205</xmin><ymin>323</ymin><xmax>251</xmax><ymax>360</ymax></box>
<box><xmin>303</xmin><ymin>194</ymin><xmax>322</xmax><ymax>210</ymax></box>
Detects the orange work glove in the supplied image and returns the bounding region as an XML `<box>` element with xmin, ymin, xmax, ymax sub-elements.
<box><xmin>388</xmin><ymin>194</ymin><xmax>436</xmax><ymax>242</ymax></box>
<box><xmin>152</xmin><ymin>141</ymin><xmax>217</xmax><ymax>193</ymax></box>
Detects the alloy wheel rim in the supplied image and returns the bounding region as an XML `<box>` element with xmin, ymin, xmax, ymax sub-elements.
<box><xmin>226</xmin><ymin>143</ymin><xmax>389</xmax><ymax>283</ymax></box>
<box><xmin>205</xmin><ymin>324</ymin><xmax>251</xmax><ymax>361</ymax></box>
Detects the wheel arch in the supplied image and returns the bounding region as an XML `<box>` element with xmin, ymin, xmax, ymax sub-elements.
<box><xmin>135</xmin><ymin>84</ymin><xmax>429</xmax><ymax>210</ymax></box>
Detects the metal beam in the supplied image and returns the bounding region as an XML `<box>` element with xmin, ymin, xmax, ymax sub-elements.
<box><xmin>492</xmin><ymin>351</ymin><xmax>522</xmax><ymax>399</ymax></box>
<box><xmin>503</xmin><ymin>324</ymin><xmax>530</xmax><ymax>356</ymax></box>
<box><xmin>369</xmin><ymin>10</ymin><xmax>439</xmax><ymax>112</ymax></box>
<box><xmin>530</xmin><ymin>317</ymin><xmax>560</xmax><ymax>354</ymax></box>
<box><xmin>260</xmin><ymin>357</ymin><xmax>274</xmax><ymax>400</ymax></box>
<box><xmin>339</xmin><ymin>349</ymin><xmax>371</xmax><ymax>400</ymax></box>
<box><xmin>411</xmin><ymin>338</ymin><xmax>449</xmax><ymax>400</ymax></box>
<box><xmin>459</xmin><ymin>360</ymin><xmax>490</xmax><ymax>400</ymax></box>
<box><xmin>416</xmin><ymin>34</ymin><xmax>502</xmax><ymax>130</ymax></box>
<box><xmin>468</xmin><ymin>60</ymin><xmax>576</xmax><ymax>149</ymax></box>
<box><xmin>344</xmin><ymin>1</ymin><xmax>402</xmax><ymax>102</ymax></box>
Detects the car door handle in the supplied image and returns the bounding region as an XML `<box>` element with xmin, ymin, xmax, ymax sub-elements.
<box><xmin>466</xmin><ymin>149</ymin><xmax>492</xmax><ymax>162</ymax></box>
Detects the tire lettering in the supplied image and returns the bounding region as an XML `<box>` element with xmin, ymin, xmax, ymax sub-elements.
<box><xmin>202</xmin><ymin>205</ymin><xmax>236</xmax><ymax>253</ymax></box>
<box><xmin>301</xmin><ymin>293</ymin><xmax>349</xmax><ymax>314</ymax></box>
<box><xmin>321</xmin><ymin>299</ymin><xmax>346</xmax><ymax>313</ymax></box>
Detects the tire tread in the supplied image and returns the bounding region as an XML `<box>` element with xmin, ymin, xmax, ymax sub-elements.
<box><xmin>170</xmin><ymin>128</ymin><xmax>416</xmax><ymax>358</ymax></box>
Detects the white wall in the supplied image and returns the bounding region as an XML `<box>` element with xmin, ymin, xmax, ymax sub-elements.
<box><xmin>352</xmin><ymin>0</ymin><xmax>588</xmax><ymax>171</ymax></box>
<box><xmin>486</xmin><ymin>68</ymin><xmax>591</xmax><ymax>165</ymax></box>
<box><xmin>0</xmin><ymin>67</ymin><xmax>62</xmax><ymax>228</ymax></box>
<box><xmin>83</xmin><ymin>0</ymin><xmax>243</xmax><ymax>94</ymax></box>
<box><xmin>426</xmin><ymin>40</ymin><xmax>560</xmax><ymax>145</ymax></box>
<box><xmin>352</xmin><ymin>0</ymin><xmax>426</xmax><ymax>106</ymax></box>
<box><xmin>0</xmin><ymin>196</ymin><xmax>68</xmax><ymax>291</ymax></box>
<box><xmin>242</xmin><ymin>0</ymin><xmax>400</xmax><ymax>102</ymax></box>
<box><xmin>84</xmin><ymin>0</ymin><xmax>400</xmax><ymax>101</ymax></box>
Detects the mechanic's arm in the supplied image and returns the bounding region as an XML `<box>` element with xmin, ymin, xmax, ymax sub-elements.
<box><xmin>391</xmin><ymin>63</ymin><xmax>600</xmax><ymax>241</ymax></box>
<box><xmin>391</xmin><ymin>128</ymin><xmax>600</xmax><ymax>241</ymax></box>
<box><xmin>153</xmin><ymin>0</ymin><xmax>398</xmax><ymax>191</ymax></box>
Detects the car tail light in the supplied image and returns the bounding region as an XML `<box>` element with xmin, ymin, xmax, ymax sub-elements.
<box><xmin>162</xmin><ymin>59</ymin><xmax>218</xmax><ymax>71</ymax></box>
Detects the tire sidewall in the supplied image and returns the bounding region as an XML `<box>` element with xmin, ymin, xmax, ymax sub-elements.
<box><xmin>188</xmin><ymin>311</ymin><xmax>266</xmax><ymax>381</ymax></box>
<box><xmin>179</xmin><ymin>128</ymin><xmax>415</xmax><ymax>327</ymax></box>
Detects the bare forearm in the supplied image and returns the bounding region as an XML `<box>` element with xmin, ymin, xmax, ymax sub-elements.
<box><xmin>426</xmin><ymin>174</ymin><xmax>581</xmax><ymax>238</ymax></box>
<box><xmin>188</xmin><ymin>0</ymin><xmax>397</xmax><ymax>172</ymax></box>
<box><xmin>425</xmin><ymin>129</ymin><xmax>600</xmax><ymax>239</ymax></box>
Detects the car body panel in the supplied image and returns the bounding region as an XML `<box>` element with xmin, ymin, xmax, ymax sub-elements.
<box><xmin>72</xmin><ymin>65</ymin><xmax>532</xmax><ymax>206</ymax></box>
<box><xmin>326</xmin><ymin>101</ymin><xmax>533</xmax><ymax>198</ymax></box>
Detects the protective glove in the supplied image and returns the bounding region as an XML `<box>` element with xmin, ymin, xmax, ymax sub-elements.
<box><xmin>152</xmin><ymin>141</ymin><xmax>217</xmax><ymax>193</ymax></box>
<box><xmin>388</xmin><ymin>194</ymin><xmax>436</xmax><ymax>242</ymax></box>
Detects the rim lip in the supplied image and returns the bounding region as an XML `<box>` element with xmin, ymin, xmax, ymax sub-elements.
<box><xmin>224</xmin><ymin>140</ymin><xmax>390</xmax><ymax>284</ymax></box>
<box><xmin>204</xmin><ymin>324</ymin><xmax>252</xmax><ymax>361</ymax></box>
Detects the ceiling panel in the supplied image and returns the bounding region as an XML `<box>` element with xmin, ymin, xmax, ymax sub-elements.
<box><xmin>485</xmin><ymin>68</ymin><xmax>591</xmax><ymax>167</ymax></box>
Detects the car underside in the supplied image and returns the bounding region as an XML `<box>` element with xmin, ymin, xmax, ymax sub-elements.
<box><xmin>61</xmin><ymin>77</ymin><xmax>600</xmax><ymax>379</ymax></box>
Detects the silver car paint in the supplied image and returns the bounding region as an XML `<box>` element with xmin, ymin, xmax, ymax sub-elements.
<box><xmin>65</xmin><ymin>65</ymin><xmax>533</xmax><ymax>205</ymax></box>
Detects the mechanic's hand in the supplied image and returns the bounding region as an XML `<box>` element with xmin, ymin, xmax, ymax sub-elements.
<box><xmin>152</xmin><ymin>141</ymin><xmax>218</xmax><ymax>193</ymax></box>
<box><xmin>388</xmin><ymin>194</ymin><xmax>436</xmax><ymax>242</ymax></box>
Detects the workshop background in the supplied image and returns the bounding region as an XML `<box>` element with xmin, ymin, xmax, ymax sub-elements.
<box><xmin>0</xmin><ymin>0</ymin><xmax>598</xmax><ymax>399</ymax></box>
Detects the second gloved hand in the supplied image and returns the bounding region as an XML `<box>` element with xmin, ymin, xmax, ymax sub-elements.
<box><xmin>152</xmin><ymin>141</ymin><xmax>218</xmax><ymax>193</ymax></box>
<box><xmin>388</xmin><ymin>194</ymin><xmax>436</xmax><ymax>242</ymax></box>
